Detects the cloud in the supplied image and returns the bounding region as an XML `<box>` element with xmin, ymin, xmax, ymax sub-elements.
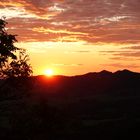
<box><xmin>74</xmin><ymin>50</ymin><xmax>91</xmax><ymax>53</ymax></box>
<box><xmin>100</xmin><ymin>51</ymin><xmax>130</xmax><ymax>53</ymax></box>
<box><xmin>52</xmin><ymin>63</ymin><xmax>83</xmax><ymax>67</ymax></box>
<box><xmin>114</xmin><ymin>51</ymin><xmax>140</xmax><ymax>57</ymax></box>
<box><xmin>110</xmin><ymin>57</ymin><xmax>133</xmax><ymax>61</ymax></box>
<box><xmin>32</xmin><ymin>27</ymin><xmax>87</xmax><ymax>35</ymax></box>
<box><xmin>109</xmin><ymin>57</ymin><xmax>140</xmax><ymax>61</ymax></box>
<box><xmin>1</xmin><ymin>0</ymin><xmax>140</xmax><ymax>44</ymax></box>
<box><xmin>101</xmin><ymin>63</ymin><xmax>139</xmax><ymax>68</ymax></box>
<box><xmin>0</xmin><ymin>0</ymin><xmax>61</xmax><ymax>19</ymax></box>
<box><xmin>122</xmin><ymin>46</ymin><xmax>140</xmax><ymax>50</ymax></box>
<box><xmin>100</xmin><ymin>50</ymin><xmax>140</xmax><ymax>58</ymax></box>
<box><xmin>65</xmin><ymin>50</ymin><xmax>91</xmax><ymax>54</ymax></box>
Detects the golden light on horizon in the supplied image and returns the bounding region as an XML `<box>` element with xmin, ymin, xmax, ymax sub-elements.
<box><xmin>44</xmin><ymin>69</ymin><xmax>54</xmax><ymax>77</ymax></box>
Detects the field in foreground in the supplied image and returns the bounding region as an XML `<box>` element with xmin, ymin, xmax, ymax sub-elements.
<box><xmin>0</xmin><ymin>69</ymin><xmax>140</xmax><ymax>139</ymax></box>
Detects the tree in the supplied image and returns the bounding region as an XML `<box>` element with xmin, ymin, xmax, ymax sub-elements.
<box><xmin>0</xmin><ymin>17</ymin><xmax>32</xmax><ymax>78</ymax></box>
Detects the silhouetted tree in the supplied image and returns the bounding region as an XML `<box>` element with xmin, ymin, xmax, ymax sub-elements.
<box><xmin>4</xmin><ymin>49</ymin><xmax>32</xmax><ymax>78</ymax></box>
<box><xmin>0</xmin><ymin>17</ymin><xmax>32</xmax><ymax>78</ymax></box>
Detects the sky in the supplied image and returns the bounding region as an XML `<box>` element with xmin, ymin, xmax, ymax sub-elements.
<box><xmin>0</xmin><ymin>0</ymin><xmax>140</xmax><ymax>76</ymax></box>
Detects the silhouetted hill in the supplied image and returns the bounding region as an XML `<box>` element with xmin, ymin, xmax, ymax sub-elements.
<box><xmin>28</xmin><ymin>69</ymin><xmax>140</xmax><ymax>98</ymax></box>
<box><xmin>0</xmin><ymin>69</ymin><xmax>140</xmax><ymax>139</ymax></box>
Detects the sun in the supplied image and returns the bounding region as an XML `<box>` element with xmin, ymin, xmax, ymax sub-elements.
<box><xmin>44</xmin><ymin>69</ymin><xmax>54</xmax><ymax>77</ymax></box>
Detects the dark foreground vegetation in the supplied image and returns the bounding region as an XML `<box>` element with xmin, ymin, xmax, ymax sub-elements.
<box><xmin>0</xmin><ymin>69</ymin><xmax>140</xmax><ymax>139</ymax></box>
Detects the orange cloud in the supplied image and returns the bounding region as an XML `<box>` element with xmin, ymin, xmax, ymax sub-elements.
<box><xmin>1</xmin><ymin>0</ymin><xmax>140</xmax><ymax>44</ymax></box>
<box><xmin>32</xmin><ymin>27</ymin><xmax>88</xmax><ymax>35</ymax></box>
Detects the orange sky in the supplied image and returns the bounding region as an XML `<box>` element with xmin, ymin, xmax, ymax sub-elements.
<box><xmin>0</xmin><ymin>0</ymin><xmax>140</xmax><ymax>75</ymax></box>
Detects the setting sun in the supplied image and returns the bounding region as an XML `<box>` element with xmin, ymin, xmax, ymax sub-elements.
<box><xmin>44</xmin><ymin>69</ymin><xmax>54</xmax><ymax>77</ymax></box>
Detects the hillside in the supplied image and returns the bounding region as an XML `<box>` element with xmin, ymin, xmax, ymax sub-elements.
<box><xmin>0</xmin><ymin>69</ymin><xmax>140</xmax><ymax>139</ymax></box>
<box><xmin>31</xmin><ymin>69</ymin><xmax>140</xmax><ymax>98</ymax></box>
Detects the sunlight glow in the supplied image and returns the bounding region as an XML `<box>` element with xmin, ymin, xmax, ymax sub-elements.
<box><xmin>44</xmin><ymin>69</ymin><xmax>54</xmax><ymax>77</ymax></box>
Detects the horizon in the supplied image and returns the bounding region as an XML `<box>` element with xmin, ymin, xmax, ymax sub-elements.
<box><xmin>34</xmin><ymin>69</ymin><xmax>140</xmax><ymax>77</ymax></box>
<box><xmin>0</xmin><ymin>0</ymin><xmax>140</xmax><ymax>76</ymax></box>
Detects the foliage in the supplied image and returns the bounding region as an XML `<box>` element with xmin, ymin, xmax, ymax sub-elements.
<box><xmin>0</xmin><ymin>17</ymin><xmax>32</xmax><ymax>78</ymax></box>
<box><xmin>4</xmin><ymin>49</ymin><xmax>33</xmax><ymax>77</ymax></box>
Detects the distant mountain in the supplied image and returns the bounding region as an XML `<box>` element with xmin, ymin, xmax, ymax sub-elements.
<box><xmin>0</xmin><ymin>69</ymin><xmax>140</xmax><ymax>96</ymax></box>
<box><xmin>24</xmin><ymin>69</ymin><xmax>140</xmax><ymax>99</ymax></box>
